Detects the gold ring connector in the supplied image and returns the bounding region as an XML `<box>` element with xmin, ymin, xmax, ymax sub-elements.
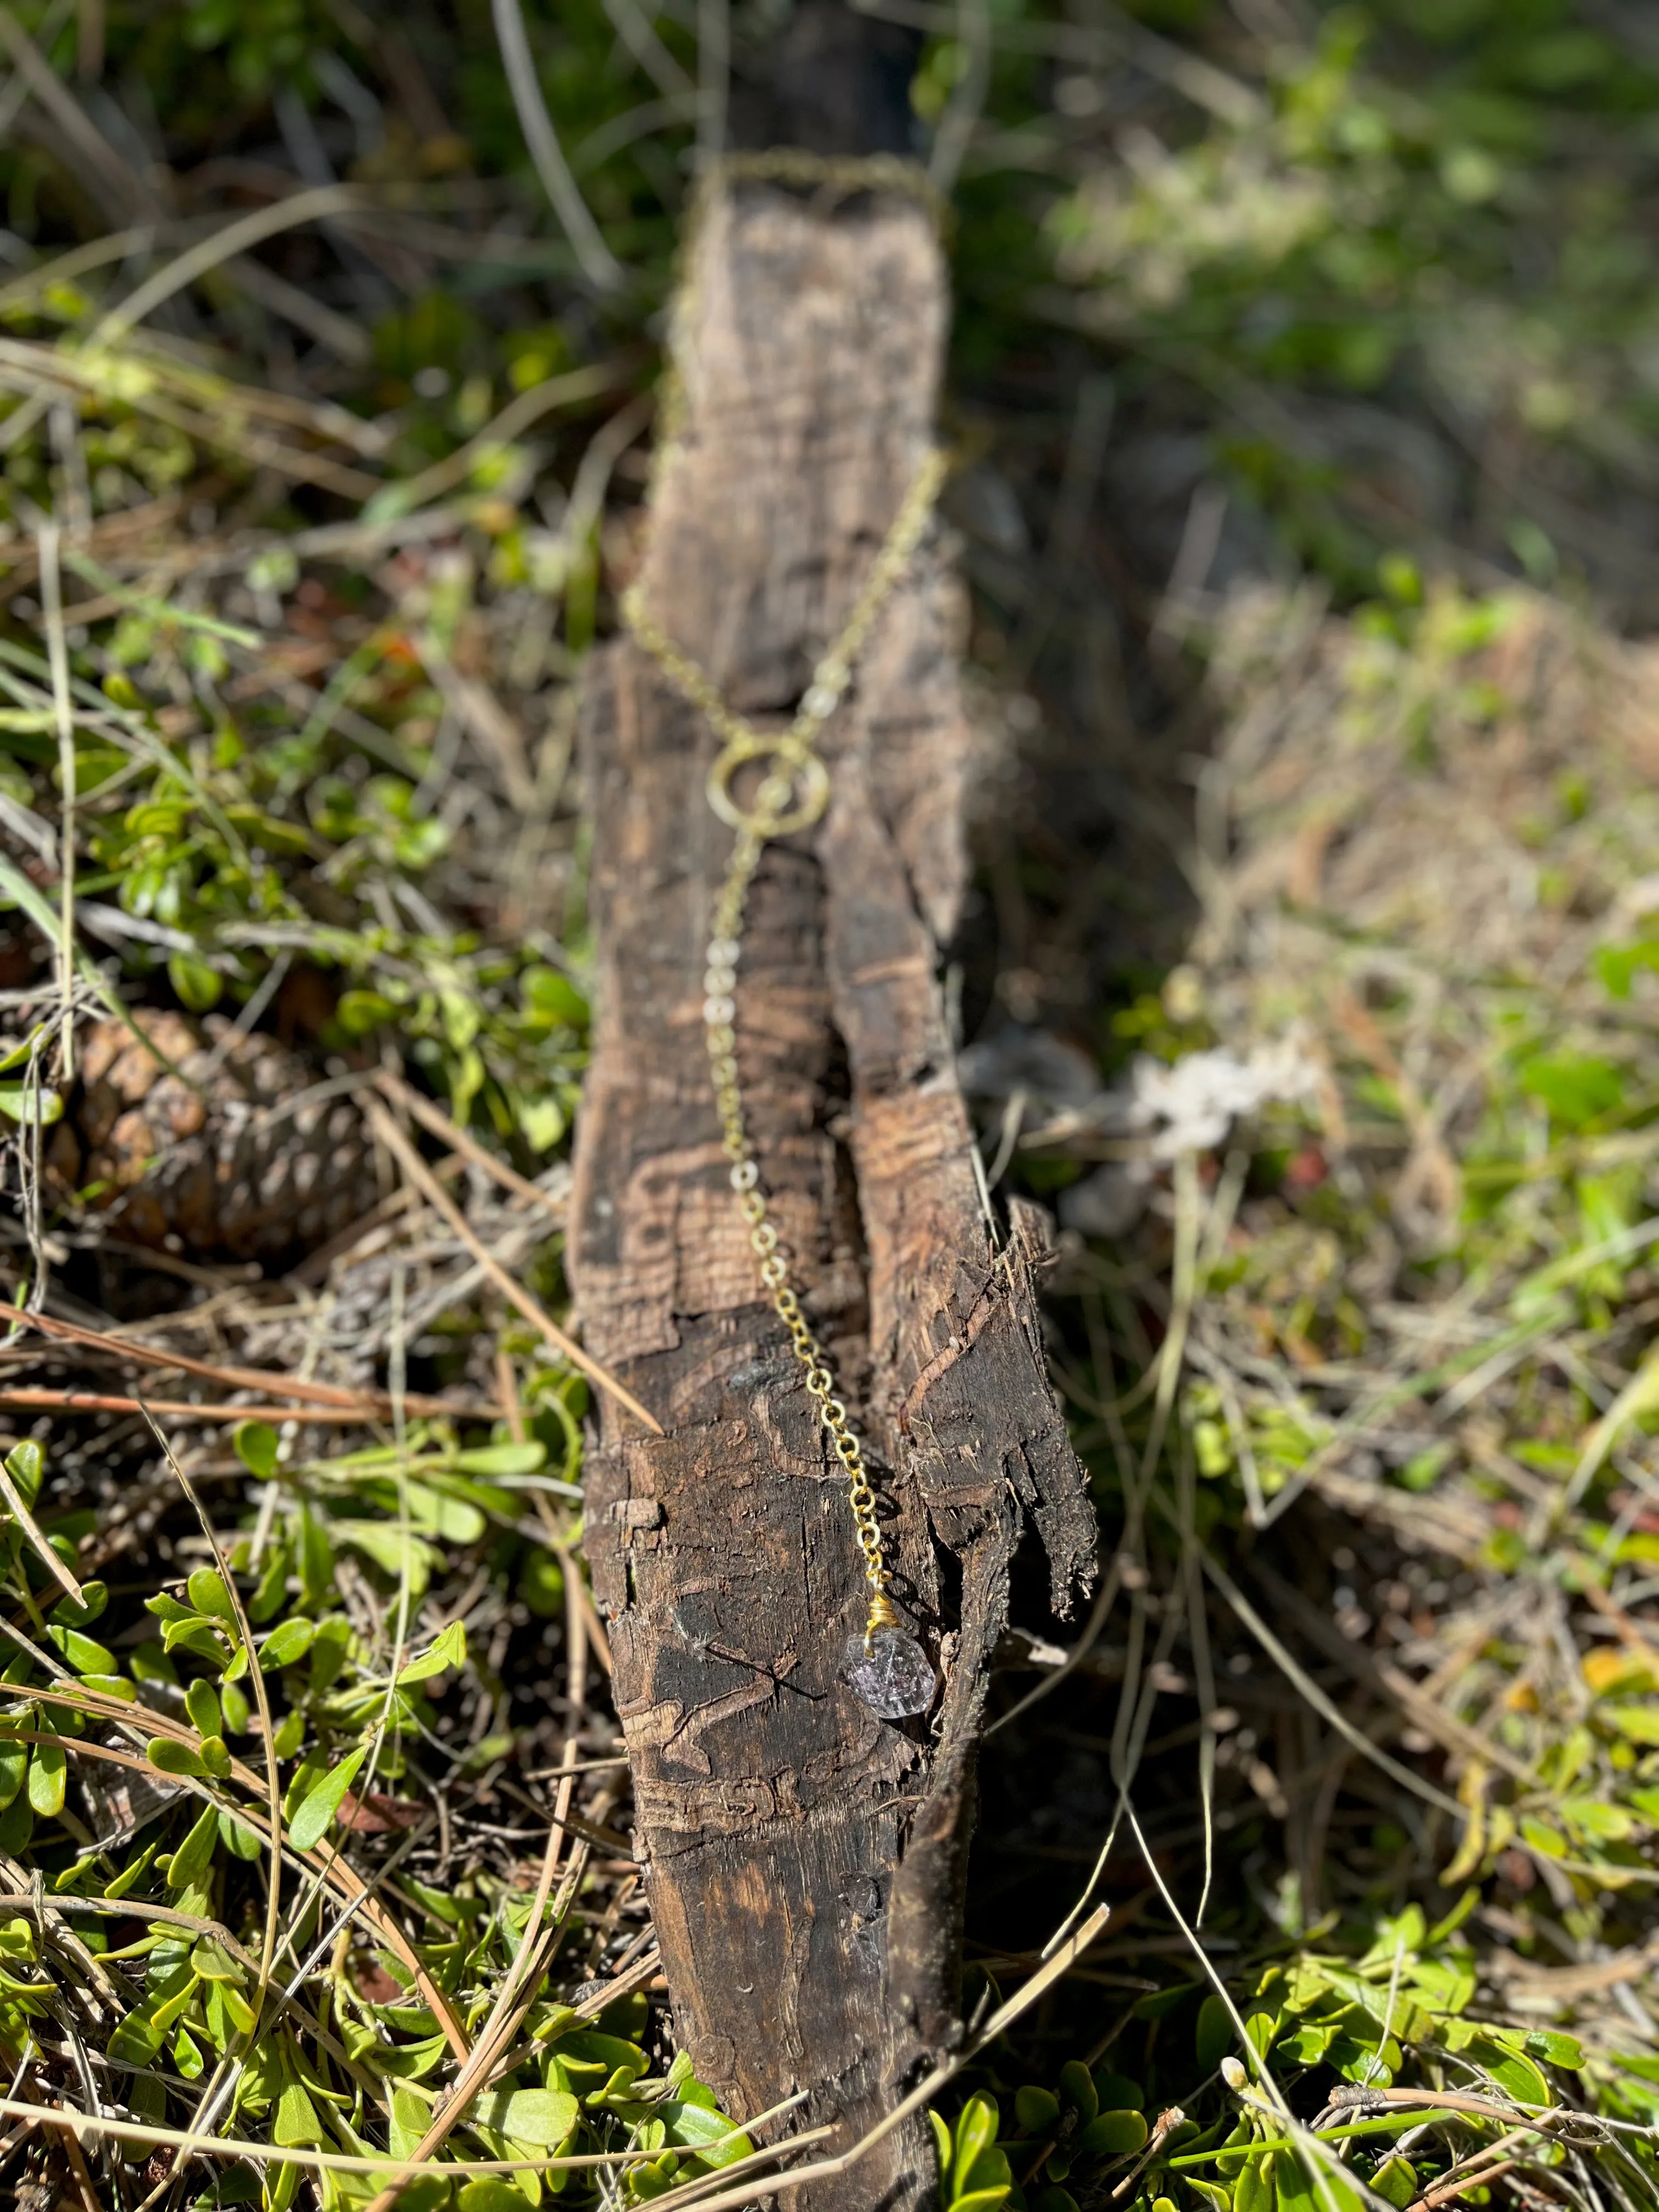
<box><xmin>707</xmin><ymin>735</ymin><xmax>831</xmax><ymax>838</ymax></box>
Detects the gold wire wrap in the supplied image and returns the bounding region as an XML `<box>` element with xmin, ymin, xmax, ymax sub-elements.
<box><xmin>620</xmin><ymin>155</ymin><xmax>946</xmax><ymax>1642</ymax></box>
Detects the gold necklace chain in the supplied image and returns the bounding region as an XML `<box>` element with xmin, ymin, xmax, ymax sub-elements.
<box><xmin>619</xmin><ymin>155</ymin><xmax>947</xmax><ymax>1714</ymax></box>
<box><xmin>622</xmin><ymin>449</ymin><xmax>945</xmax><ymax>1639</ymax></box>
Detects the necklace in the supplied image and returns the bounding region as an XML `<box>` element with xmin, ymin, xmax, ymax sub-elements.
<box><xmin>621</xmin><ymin>237</ymin><xmax>947</xmax><ymax>1717</ymax></box>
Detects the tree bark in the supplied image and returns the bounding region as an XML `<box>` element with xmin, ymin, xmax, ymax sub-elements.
<box><xmin>569</xmin><ymin>172</ymin><xmax>1096</xmax><ymax>2212</ymax></box>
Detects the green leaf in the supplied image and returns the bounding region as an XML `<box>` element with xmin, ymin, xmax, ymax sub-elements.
<box><xmin>147</xmin><ymin>1736</ymin><xmax>207</xmax><ymax>1778</ymax></box>
<box><xmin>932</xmin><ymin>2111</ymin><xmax>953</xmax><ymax>2174</ymax></box>
<box><xmin>289</xmin><ymin>1746</ymin><xmax>368</xmax><ymax>1852</ymax></box>
<box><xmin>109</xmin><ymin>2007</ymin><xmax>165</xmax><ymax>2067</ymax></box>
<box><xmin>1078</xmin><ymin>2111</ymin><xmax>1147</xmax><ymax>2160</ymax></box>
<box><xmin>456</xmin><ymin>2185</ymin><xmax>526</xmax><ymax>2212</ymax></box>
<box><xmin>1594</xmin><ymin>938</ymin><xmax>1659</xmax><ymax>999</ymax></box>
<box><xmin>1057</xmin><ymin>2061</ymin><xmax>1097</xmax><ymax>2122</ymax></box>
<box><xmin>249</xmin><ymin>1543</ymin><xmax>290</xmax><ymax>1624</ymax></box>
<box><xmin>1523</xmin><ymin>2030</ymin><xmax>1583</xmax><ymax>2068</ymax></box>
<box><xmin>1426</xmin><ymin>1888</ymin><xmax>1481</xmax><ymax>1946</ymax></box>
<box><xmin>274</xmin><ymin>2077</ymin><xmax>326</xmax><ymax>2148</ymax></box>
<box><xmin>26</xmin><ymin>1742</ymin><xmax>65</xmax><ymax>1818</ymax></box>
<box><xmin>44</xmin><ymin>1624</ymin><xmax>116</xmax><ymax>1674</ymax></box>
<box><xmin>283</xmin><ymin>1754</ymin><xmax>325</xmax><ymax>1820</ymax></box>
<box><xmin>0</xmin><ymin>1742</ymin><xmax>25</xmax><ymax>1812</ymax></box>
<box><xmin>163</xmin><ymin>1618</ymin><xmax>230</xmax><ymax>1664</ymax></box>
<box><xmin>1404</xmin><ymin>1956</ymin><xmax>1474</xmax><ymax>2012</ymax></box>
<box><xmin>516</xmin><ymin>1094</ymin><xmax>566</xmax><ymax>1153</ymax></box>
<box><xmin>388</xmin><ymin>2086</ymin><xmax>431</xmax><ymax>2160</ymax></box>
<box><xmin>185</xmin><ymin>1679</ymin><xmax>222</xmax><ymax>1740</ymax></box>
<box><xmin>363</xmin><ymin>2030</ymin><xmax>450</xmax><ymax>2082</ymax></box>
<box><xmin>308</xmin><ymin>1617</ymin><xmax>353</xmax><ymax>1692</ymax></box>
<box><xmin>330</xmin><ymin>1520</ymin><xmax>442</xmax><ymax>1596</ymax></box>
<box><xmin>952</xmin><ymin>2095</ymin><xmax>1000</xmax><ymax>2191</ymax></box>
<box><xmin>520</xmin><ymin>965</ymin><xmax>588</xmax><ymax>1025</ymax></box>
<box><xmin>219</xmin><ymin>1809</ymin><xmax>264</xmax><ymax>1861</ymax></box>
<box><xmin>406</xmin><ymin>1483</ymin><xmax>484</xmax><ymax>1544</ymax></box>
<box><xmin>1516</xmin><ymin>1051</ymin><xmax>1623</xmax><ymax>1130</ymax></box>
<box><xmin>658</xmin><ymin>2098</ymin><xmax>754</xmax><ymax>2167</ymax></box>
<box><xmin>1332</xmin><ymin>2033</ymin><xmax>1401</xmax><ymax>2085</ymax></box>
<box><xmin>1519</xmin><ymin>1816</ymin><xmax>1569</xmax><ymax>1855</ymax></box>
<box><xmin>190</xmin><ymin>1938</ymin><xmax>245</xmax><ymax>1983</ymax></box>
<box><xmin>336</xmin><ymin>990</ymin><xmax>398</xmax><ymax>1035</ymax></box>
<box><xmin>187</xmin><ymin>1567</ymin><xmax>236</xmax><ymax>1621</ymax></box>
<box><xmin>168</xmin><ymin>951</ymin><xmax>223</xmax><ymax>1013</ymax></box>
<box><xmin>395</xmin><ymin>1621</ymin><xmax>466</xmax><ymax>1686</ymax></box>
<box><xmin>77</xmin><ymin>1672</ymin><xmax>136</xmax><ymax>1704</ymax></box>
<box><xmin>1015</xmin><ymin>2086</ymin><xmax>1060</xmax><ymax>2134</ymax></box>
<box><xmin>235</xmin><ymin>1422</ymin><xmax>280</xmax><ymax>1479</ymax></box>
<box><xmin>453</xmin><ymin>1442</ymin><xmax>546</xmax><ymax>1477</ymax></box>
<box><xmin>1559</xmin><ymin>1794</ymin><xmax>1634</xmax><ymax>1841</ymax></box>
<box><xmin>1466</xmin><ymin>2036</ymin><xmax>1551</xmax><ymax>2109</ymax></box>
<box><xmin>259</xmin><ymin>1618</ymin><xmax>315</xmax><ymax>1667</ymax></box>
<box><xmin>0</xmin><ymin>1032</ymin><xmax>41</xmax><ymax>1076</ymax></box>
<box><xmin>1235</xmin><ymin>2152</ymin><xmax>1274</xmax><ymax>2212</ymax></box>
<box><xmin>52</xmin><ymin>1579</ymin><xmax>108</xmax><ymax>1629</ymax></box>
<box><xmin>1274</xmin><ymin>2148</ymin><xmax>1317</xmax><ymax>2212</ymax></box>
<box><xmin>1279</xmin><ymin>2024</ymin><xmax>1333</xmax><ymax>2064</ymax></box>
<box><xmin>3</xmin><ymin>1441</ymin><xmax>42</xmax><ymax>1510</ymax></box>
<box><xmin>476</xmin><ymin>2086</ymin><xmax>579</xmax><ymax>2146</ymax></box>
<box><xmin>0</xmin><ymin>1082</ymin><xmax>62</xmax><ymax>1126</ymax></box>
<box><xmin>518</xmin><ymin>1551</ymin><xmax>564</xmax><ymax>1618</ymax></box>
<box><xmin>962</xmin><ymin>2147</ymin><xmax>1013</xmax><ymax>2198</ymax></box>
<box><xmin>1370</xmin><ymin>2157</ymin><xmax>1416</xmax><ymax>2209</ymax></box>
<box><xmin>298</xmin><ymin>1507</ymin><xmax>335</xmax><ymax>1610</ymax></box>
<box><xmin>168</xmin><ymin>1802</ymin><xmax>221</xmax><ymax>1893</ymax></box>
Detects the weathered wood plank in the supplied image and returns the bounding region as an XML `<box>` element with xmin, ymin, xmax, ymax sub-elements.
<box><xmin>570</xmin><ymin>172</ymin><xmax>1095</xmax><ymax>2212</ymax></box>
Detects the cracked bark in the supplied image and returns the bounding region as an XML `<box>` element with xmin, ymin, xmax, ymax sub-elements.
<box><xmin>569</xmin><ymin>173</ymin><xmax>1097</xmax><ymax>2212</ymax></box>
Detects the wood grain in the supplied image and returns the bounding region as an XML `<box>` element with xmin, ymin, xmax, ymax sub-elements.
<box><xmin>570</xmin><ymin>174</ymin><xmax>1096</xmax><ymax>2211</ymax></box>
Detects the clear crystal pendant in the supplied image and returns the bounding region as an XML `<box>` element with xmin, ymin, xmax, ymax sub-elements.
<box><xmin>843</xmin><ymin>1624</ymin><xmax>936</xmax><ymax>1718</ymax></box>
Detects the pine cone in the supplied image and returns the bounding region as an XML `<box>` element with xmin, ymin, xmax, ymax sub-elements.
<box><xmin>47</xmin><ymin>1009</ymin><xmax>376</xmax><ymax>1262</ymax></box>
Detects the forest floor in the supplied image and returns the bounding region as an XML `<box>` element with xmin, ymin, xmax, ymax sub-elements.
<box><xmin>5</xmin><ymin>6</ymin><xmax>1659</xmax><ymax>2212</ymax></box>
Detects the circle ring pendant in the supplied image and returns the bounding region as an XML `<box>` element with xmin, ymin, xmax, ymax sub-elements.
<box><xmin>706</xmin><ymin>734</ymin><xmax>831</xmax><ymax>838</ymax></box>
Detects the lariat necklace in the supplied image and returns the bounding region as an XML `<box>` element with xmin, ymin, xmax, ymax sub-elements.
<box><xmin>620</xmin><ymin>163</ymin><xmax>947</xmax><ymax>1720</ymax></box>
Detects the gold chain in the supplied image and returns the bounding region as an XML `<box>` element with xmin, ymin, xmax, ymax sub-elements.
<box><xmin>620</xmin><ymin>447</ymin><xmax>946</xmax><ymax>846</ymax></box>
<box><xmin>619</xmin><ymin>156</ymin><xmax>947</xmax><ymax>1642</ymax></box>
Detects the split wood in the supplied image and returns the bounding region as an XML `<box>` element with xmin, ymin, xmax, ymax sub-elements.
<box><xmin>569</xmin><ymin>167</ymin><xmax>1095</xmax><ymax>2210</ymax></box>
